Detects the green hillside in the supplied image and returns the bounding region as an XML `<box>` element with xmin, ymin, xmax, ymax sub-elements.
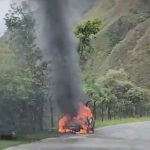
<box><xmin>86</xmin><ymin>0</ymin><xmax>150</xmax><ymax>88</ymax></box>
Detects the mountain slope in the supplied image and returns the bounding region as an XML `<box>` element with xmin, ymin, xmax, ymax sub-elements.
<box><xmin>87</xmin><ymin>0</ymin><xmax>150</xmax><ymax>88</ymax></box>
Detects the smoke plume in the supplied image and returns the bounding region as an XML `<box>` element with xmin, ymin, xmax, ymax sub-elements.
<box><xmin>38</xmin><ymin>0</ymin><xmax>83</xmax><ymax>116</ymax></box>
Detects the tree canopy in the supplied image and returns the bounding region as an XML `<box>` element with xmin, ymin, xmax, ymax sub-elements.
<box><xmin>75</xmin><ymin>19</ymin><xmax>101</xmax><ymax>64</ymax></box>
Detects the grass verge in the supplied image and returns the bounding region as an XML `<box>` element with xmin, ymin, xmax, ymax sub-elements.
<box><xmin>0</xmin><ymin>131</ymin><xmax>58</xmax><ymax>150</ymax></box>
<box><xmin>95</xmin><ymin>116</ymin><xmax>150</xmax><ymax>128</ymax></box>
<box><xmin>0</xmin><ymin>140</ymin><xmax>27</xmax><ymax>150</ymax></box>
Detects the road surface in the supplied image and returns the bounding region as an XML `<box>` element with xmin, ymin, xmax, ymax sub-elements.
<box><xmin>6</xmin><ymin>122</ymin><xmax>150</xmax><ymax>150</ymax></box>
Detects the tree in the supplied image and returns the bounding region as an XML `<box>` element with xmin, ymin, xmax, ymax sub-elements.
<box><xmin>5</xmin><ymin>3</ymin><xmax>40</xmax><ymax>68</ymax></box>
<box><xmin>0</xmin><ymin>41</ymin><xmax>36</xmax><ymax>132</ymax></box>
<box><xmin>4</xmin><ymin>3</ymin><xmax>49</xmax><ymax>133</ymax></box>
<box><xmin>83</xmin><ymin>73</ymin><xmax>117</xmax><ymax>120</ymax></box>
<box><xmin>126</xmin><ymin>87</ymin><xmax>148</xmax><ymax>116</ymax></box>
<box><xmin>75</xmin><ymin>19</ymin><xmax>101</xmax><ymax>64</ymax></box>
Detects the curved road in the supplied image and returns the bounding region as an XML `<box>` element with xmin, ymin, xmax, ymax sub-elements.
<box><xmin>6</xmin><ymin>122</ymin><xmax>150</xmax><ymax>150</ymax></box>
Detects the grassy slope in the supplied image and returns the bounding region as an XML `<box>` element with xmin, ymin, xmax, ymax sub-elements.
<box><xmin>87</xmin><ymin>0</ymin><xmax>150</xmax><ymax>88</ymax></box>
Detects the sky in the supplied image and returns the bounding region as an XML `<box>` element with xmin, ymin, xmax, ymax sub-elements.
<box><xmin>0</xmin><ymin>0</ymin><xmax>11</xmax><ymax>37</ymax></box>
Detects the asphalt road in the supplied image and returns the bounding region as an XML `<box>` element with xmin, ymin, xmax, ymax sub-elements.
<box><xmin>6</xmin><ymin>122</ymin><xmax>150</xmax><ymax>150</ymax></box>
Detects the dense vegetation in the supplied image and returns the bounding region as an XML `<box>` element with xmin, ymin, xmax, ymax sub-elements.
<box><xmin>0</xmin><ymin>4</ymin><xmax>50</xmax><ymax>134</ymax></box>
<box><xmin>84</xmin><ymin>69</ymin><xmax>150</xmax><ymax>120</ymax></box>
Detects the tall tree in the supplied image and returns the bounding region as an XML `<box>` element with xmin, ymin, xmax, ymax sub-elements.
<box><xmin>4</xmin><ymin>3</ymin><xmax>49</xmax><ymax>132</ymax></box>
<box><xmin>75</xmin><ymin>19</ymin><xmax>101</xmax><ymax>64</ymax></box>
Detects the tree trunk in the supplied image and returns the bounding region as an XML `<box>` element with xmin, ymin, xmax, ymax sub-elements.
<box><xmin>50</xmin><ymin>99</ymin><xmax>54</xmax><ymax>128</ymax></box>
<box><xmin>93</xmin><ymin>101</ymin><xmax>97</xmax><ymax>120</ymax></box>
<box><xmin>101</xmin><ymin>103</ymin><xmax>104</xmax><ymax>122</ymax></box>
<box><xmin>107</xmin><ymin>106</ymin><xmax>111</xmax><ymax>120</ymax></box>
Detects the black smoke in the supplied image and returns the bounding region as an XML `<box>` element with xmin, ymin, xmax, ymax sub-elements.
<box><xmin>38</xmin><ymin>0</ymin><xmax>83</xmax><ymax>116</ymax></box>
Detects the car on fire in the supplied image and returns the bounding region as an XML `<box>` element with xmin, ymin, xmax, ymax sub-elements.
<box><xmin>58</xmin><ymin>103</ymin><xmax>95</xmax><ymax>134</ymax></box>
<box><xmin>66</xmin><ymin>116</ymin><xmax>95</xmax><ymax>134</ymax></box>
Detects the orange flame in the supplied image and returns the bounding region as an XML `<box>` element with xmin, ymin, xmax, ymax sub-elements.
<box><xmin>58</xmin><ymin>103</ymin><xmax>94</xmax><ymax>134</ymax></box>
<box><xmin>58</xmin><ymin>115</ymin><xmax>71</xmax><ymax>133</ymax></box>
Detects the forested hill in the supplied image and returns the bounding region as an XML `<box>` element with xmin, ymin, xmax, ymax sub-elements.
<box><xmin>86</xmin><ymin>0</ymin><xmax>150</xmax><ymax>88</ymax></box>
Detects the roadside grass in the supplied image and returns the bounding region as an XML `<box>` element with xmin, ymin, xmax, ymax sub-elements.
<box><xmin>0</xmin><ymin>131</ymin><xmax>58</xmax><ymax>150</ymax></box>
<box><xmin>0</xmin><ymin>140</ymin><xmax>27</xmax><ymax>150</ymax></box>
<box><xmin>95</xmin><ymin>116</ymin><xmax>150</xmax><ymax>128</ymax></box>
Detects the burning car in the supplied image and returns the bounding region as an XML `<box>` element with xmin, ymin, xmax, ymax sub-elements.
<box><xmin>58</xmin><ymin>103</ymin><xmax>95</xmax><ymax>134</ymax></box>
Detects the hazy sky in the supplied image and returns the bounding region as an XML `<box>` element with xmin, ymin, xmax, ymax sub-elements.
<box><xmin>0</xmin><ymin>0</ymin><xmax>11</xmax><ymax>36</ymax></box>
